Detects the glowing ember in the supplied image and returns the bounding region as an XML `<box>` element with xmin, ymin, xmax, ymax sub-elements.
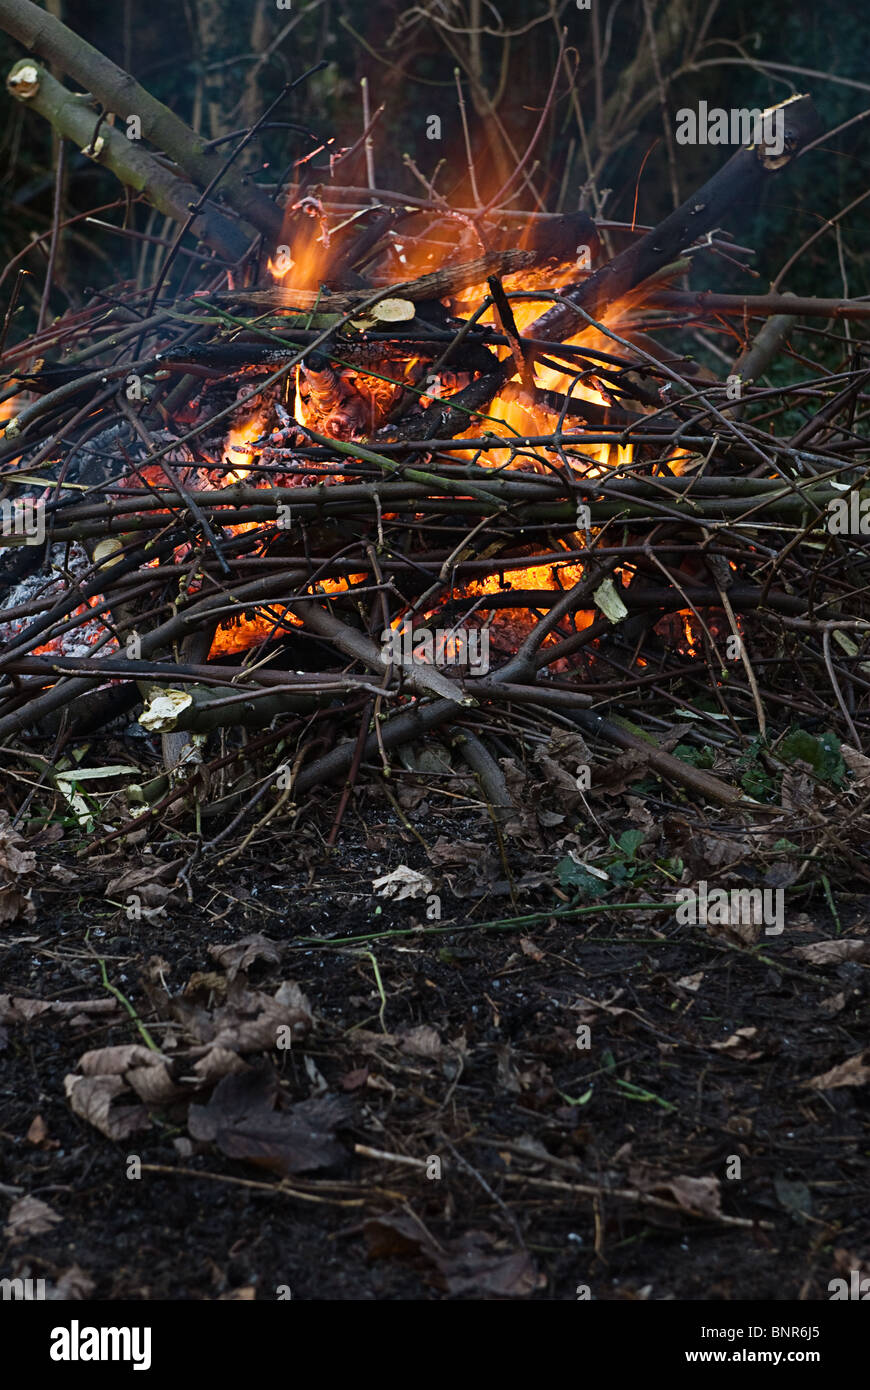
<box><xmin>203</xmin><ymin>190</ymin><xmax>663</xmax><ymax>660</ymax></box>
<box><xmin>224</xmin><ymin>411</ymin><xmax>268</xmax><ymax>485</ymax></box>
<box><xmin>207</xmin><ymin>575</ymin><xmax>366</xmax><ymax>658</ymax></box>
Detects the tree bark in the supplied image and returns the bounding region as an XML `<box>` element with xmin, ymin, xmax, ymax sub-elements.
<box><xmin>646</xmin><ymin>289</ymin><xmax>870</xmax><ymax>321</ymax></box>
<box><xmin>6</xmin><ymin>60</ymin><xmax>251</xmax><ymax>262</ymax></box>
<box><xmin>528</xmin><ymin>94</ymin><xmax>821</xmax><ymax>343</ymax></box>
<box><xmin>0</xmin><ymin>0</ymin><xmax>283</xmax><ymax>239</ymax></box>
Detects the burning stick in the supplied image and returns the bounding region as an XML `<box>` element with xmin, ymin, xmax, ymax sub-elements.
<box><xmin>527</xmin><ymin>94</ymin><xmax>820</xmax><ymax>343</ymax></box>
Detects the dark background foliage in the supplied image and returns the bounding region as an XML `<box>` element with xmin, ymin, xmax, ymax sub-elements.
<box><xmin>0</xmin><ymin>0</ymin><xmax>867</xmax><ymax>326</ymax></box>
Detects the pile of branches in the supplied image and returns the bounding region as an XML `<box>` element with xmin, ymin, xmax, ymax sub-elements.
<box><xmin>1</xmin><ymin>1</ymin><xmax>869</xmax><ymax>852</ymax></box>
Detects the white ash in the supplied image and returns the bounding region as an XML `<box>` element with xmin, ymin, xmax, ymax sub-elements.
<box><xmin>0</xmin><ymin>542</ymin><xmax>118</xmax><ymax>657</ymax></box>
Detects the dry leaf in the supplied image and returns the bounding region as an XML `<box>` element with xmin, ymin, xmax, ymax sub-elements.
<box><xmin>372</xmin><ymin>865</ymin><xmax>434</xmax><ymax>900</ymax></box>
<box><xmin>657</xmin><ymin>1175</ymin><xmax>723</xmax><ymax>1219</ymax></box>
<box><xmin>187</xmin><ymin>1066</ymin><xmax>349</xmax><ymax>1175</ymax></box>
<box><xmin>0</xmin><ymin>811</ymin><xmax>37</xmax><ymax>877</ymax></box>
<box><xmin>841</xmin><ymin>744</ymin><xmax>870</xmax><ymax>786</ymax></box>
<box><xmin>49</xmin><ymin>863</ymin><xmax>79</xmax><ymax>885</ymax></box>
<box><xmin>397</xmin><ymin>1024</ymin><xmax>443</xmax><ymax>1059</ymax></box>
<box><xmin>588</xmin><ymin>749</ymin><xmax>649</xmax><ymax>797</ymax></box>
<box><xmin>819</xmin><ymin>992</ymin><xmax>847</xmax><ymax>1016</ymax></box>
<box><xmin>363</xmin><ymin>1213</ymin><xmax>540</xmax><ymax>1297</ymax></box>
<box><xmin>78</xmin><ymin>1044</ymin><xmax>166</xmax><ymax>1075</ymax></box>
<box><xmin>794</xmin><ymin>939</ymin><xmax>870</xmax><ymax>965</ymax></box>
<box><xmin>26</xmin><ymin>1114</ymin><xmax>52</xmax><ymax>1147</ymax></box>
<box><xmin>192</xmin><ymin>1047</ymin><xmax>251</xmax><ymax>1084</ymax></box>
<box><xmin>5</xmin><ymin>1195</ymin><xmax>63</xmax><ymax>1240</ymax></box>
<box><xmin>804</xmin><ymin>1052</ymin><xmax>870</xmax><ymax>1090</ymax></box>
<box><xmin>0</xmin><ymin>887</ymin><xmax>36</xmax><ymax>924</ymax></box>
<box><xmin>177</xmin><ymin>980</ymin><xmax>313</xmax><ymax>1056</ymax></box>
<box><xmin>208</xmin><ymin>934</ymin><xmax>280</xmax><ymax>982</ymax></box>
<box><xmin>65</xmin><ymin>1073</ymin><xmax>151</xmax><ymax>1140</ymax></box>
<box><xmin>711</xmin><ymin>1026</ymin><xmax>762</xmax><ymax>1058</ymax></box>
<box><xmin>0</xmin><ymin>995</ymin><xmax>118</xmax><ymax>1026</ymax></box>
<box><xmin>105</xmin><ymin>858</ymin><xmax>183</xmax><ymax>917</ymax></box>
<box><xmin>519</xmin><ymin>937</ymin><xmax>544</xmax><ymax>962</ymax></box>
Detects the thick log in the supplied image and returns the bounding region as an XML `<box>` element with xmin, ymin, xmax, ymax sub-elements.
<box><xmin>372</xmin><ymin>97</ymin><xmax>822</xmax><ymax>440</ymax></box>
<box><xmin>157</xmin><ymin>337</ymin><xmax>501</xmax><ymax>375</ymax></box>
<box><xmin>207</xmin><ymin>249</ymin><xmax>542</xmax><ymax>314</ymax></box>
<box><xmin>645</xmin><ymin>289</ymin><xmax>870</xmax><ymax>321</ymax></box>
<box><xmin>528</xmin><ymin>94</ymin><xmax>821</xmax><ymax>343</ymax></box>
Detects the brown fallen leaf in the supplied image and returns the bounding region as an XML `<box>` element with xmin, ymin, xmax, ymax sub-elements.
<box><xmin>68</xmin><ymin>1042</ymin><xmax>182</xmax><ymax>1109</ymax></box>
<box><xmin>363</xmin><ymin>1213</ymin><xmax>540</xmax><ymax>1298</ymax></box>
<box><xmin>192</xmin><ymin>1047</ymin><xmax>251</xmax><ymax>1085</ymax></box>
<box><xmin>0</xmin><ymin>887</ymin><xmax>36</xmax><ymax>924</ymax></box>
<box><xmin>105</xmin><ymin>858</ymin><xmax>184</xmax><ymax>920</ymax></box>
<box><xmin>673</xmin><ymin>971</ymin><xmax>705</xmax><ymax>993</ymax></box>
<box><xmin>781</xmin><ymin>764</ymin><xmax>816</xmax><ymax>811</ymax></box>
<box><xmin>435</xmin><ymin>1231</ymin><xmax>541</xmax><ymax>1298</ymax></box>
<box><xmin>495</xmin><ymin>1043</ymin><xmax>552</xmax><ymax>1098</ymax></box>
<box><xmin>64</xmin><ymin>1073</ymin><xmax>151</xmax><ymax>1140</ymax></box>
<box><xmin>372</xmin><ymin>865</ymin><xmax>434</xmax><ymax>901</ymax></box>
<box><xmin>78</xmin><ymin>1044</ymin><xmax>166</xmax><ymax>1076</ymax></box>
<box><xmin>804</xmin><ymin>1052</ymin><xmax>870</xmax><ymax>1090</ymax></box>
<box><xmin>707</xmin><ymin>909</ymin><xmax>762</xmax><ymax>948</ymax></box>
<box><xmin>49</xmin><ymin>863</ymin><xmax>79</xmax><ymax>885</ymax></box>
<box><xmin>427</xmin><ymin>837</ymin><xmax>487</xmax><ymax>866</ymax></box>
<box><xmin>187</xmin><ymin>1065</ymin><xmax>350</xmax><ymax>1175</ymax></box>
<box><xmin>174</xmin><ymin>978</ymin><xmax>313</xmax><ymax>1055</ymax></box>
<box><xmin>818</xmin><ymin>992</ymin><xmax>847</xmax><ymax>1016</ymax></box>
<box><xmin>794</xmin><ymin>939</ymin><xmax>870</xmax><ymax>965</ymax></box>
<box><xmin>208</xmin><ymin>934</ymin><xmax>280</xmax><ymax>982</ymax></box>
<box><xmin>0</xmin><ymin>995</ymin><xmax>119</xmax><ymax>1026</ymax></box>
<box><xmin>362</xmin><ymin>1211</ymin><xmax>430</xmax><ymax>1259</ymax></box>
<box><xmin>588</xmin><ymin>749</ymin><xmax>649</xmax><ymax>797</ymax></box>
<box><xmin>0</xmin><ymin>813</ymin><xmax>37</xmax><ymax>879</ymax></box>
<box><xmin>340</xmin><ymin>1067</ymin><xmax>369</xmax><ymax>1091</ymax></box>
<box><xmin>659</xmin><ymin>1175</ymin><xmax>723</xmax><ymax>1219</ymax></box>
<box><xmin>26</xmin><ymin>1114</ymin><xmax>56</xmax><ymax>1148</ymax></box>
<box><xmin>630</xmin><ymin>1168</ymin><xmax>723</xmax><ymax>1220</ymax></box>
<box><xmin>5</xmin><ymin>1194</ymin><xmax>63</xmax><ymax>1240</ymax></box>
<box><xmin>125</xmin><ymin>1061</ymin><xmax>181</xmax><ymax>1105</ymax></box>
<box><xmin>496</xmin><ymin>1043</ymin><xmax>523</xmax><ymax>1094</ymax></box>
<box><xmin>184</xmin><ymin>970</ymin><xmax>228</xmax><ymax>1001</ymax></box>
<box><xmin>397</xmin><ymin>1024</ymin><xmax>443</xmax><ymax>1059</ymax></box>
<box><xmin>711</xmin><ymin>1026</ymin><xmax>762</xmax><ymax>1059</ymax></box>
<box><xmin>532</xmin><ymin>752</ymin><xmax>586</xmax><ymax>815</ymax></box>
<box><xmin>572</xmin><ymin>992</ymin><xmax>630</xmax><ymax>1022</ymax></box>
<box><xmin>0</xmin><ymin>809</ymin><xmax>37</xmax><ymax>922</ymax></box>
<box><xmin>841</xmin><ymin>744</ymin><xmax>870</xmax><ymax>786</ymax></box>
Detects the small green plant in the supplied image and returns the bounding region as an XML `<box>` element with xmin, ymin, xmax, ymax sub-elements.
<box><xmin>736</xmin><ymin>736</ymin><xmax>776</xmax><ymax>801</ymax></box>
<box><xmin>777</xmin><ymin>728</ymin><xmax>845</xmax><ymax>786</ymax></box>
<box><xmin>673</xmin><ymin>743</ymin><xmax>715</xmax><ymax>769</ymax></box>
<box><xmin>554</xmin><ymin>830</ymin><xmax>678</xmax><ymax>900</ymax></box>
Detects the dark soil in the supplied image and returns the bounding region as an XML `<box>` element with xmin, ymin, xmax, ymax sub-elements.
<box><xmin>2</xmin><ymin>787</ymin><xmax>868</xmax><ymax>1303</ymax></box>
